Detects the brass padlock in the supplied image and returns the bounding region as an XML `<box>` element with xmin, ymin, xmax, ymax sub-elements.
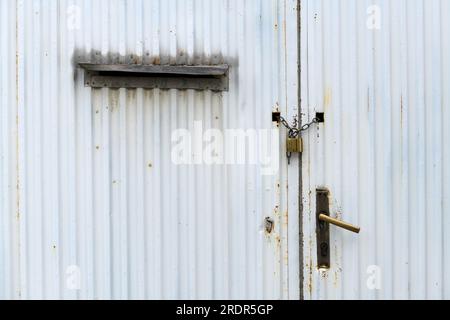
<box><xmin>286</xmin><ymin>137</ymin><xmax>303</xmax><ymax>153</ymax></box>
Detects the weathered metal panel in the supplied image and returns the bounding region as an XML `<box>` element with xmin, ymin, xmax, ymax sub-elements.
<box><xmin>1</xmin><ymin>0</ymin><xmax>300</xmax><ymax>299</ymax></box>
<box><xmin>301</xmin><ymin>0</ymin><xmax>450</xmax><ymax>299</ymax></box>
<box><xmin>0</xmin><ymin>0</ymin><xmax>19</xmax><ymax>300</ymax></box>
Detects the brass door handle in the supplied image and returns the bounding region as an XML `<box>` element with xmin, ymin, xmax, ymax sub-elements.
<box><xmin>319</xmin><ymin>214</ymin><xmax>361</xmax><ymax>234</ymax></box>
<box><xmin>316</xmin><ymin>188</ymin><xmax>360</xmax><ymax>268</ymax></box>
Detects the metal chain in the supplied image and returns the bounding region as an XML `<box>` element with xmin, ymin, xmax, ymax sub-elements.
<box><xmin>280</xmin><ymin>116</ymin><xmax>320</xmax><ymax>138</ymax></box>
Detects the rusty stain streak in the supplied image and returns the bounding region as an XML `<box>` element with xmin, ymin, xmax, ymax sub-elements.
<box><xmin>324</xmin><ymin>87</ymin><xmax>332</xmax><ymax>109</ymax></box>
<box><xmin>308</xmin><ymin>237</ymin><xmax>313</xmax><ymax>296</ymax></box>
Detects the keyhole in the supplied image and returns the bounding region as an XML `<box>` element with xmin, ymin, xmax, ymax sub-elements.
<box><xmin>320</xmin><ymin>242</ymin><xmax>329</xmax><ymax>257</ymax></box>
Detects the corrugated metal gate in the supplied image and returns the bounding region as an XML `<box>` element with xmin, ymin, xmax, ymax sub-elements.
<box><xmin>0</xmin><ymin>0</ymin><xmax>300</xmax><ymax>299</ymax></box>
<box><xmin>301</xmin><ymin>0</ymin><xmax>450</xmax><ymax>299</ymax></box>
<box><xmin>2</xmin><ymin>0</ymin><xmax>450</xmax><ymax>301</ymax></box>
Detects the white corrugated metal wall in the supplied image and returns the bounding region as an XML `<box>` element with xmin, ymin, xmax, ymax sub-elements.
<box><xmin>0</xmin><ymin>0</ymin><xmax>301</xmax><ymax>300</ymax></box>
<box><xmin>301</xmin><ymin>0</ymin><xmax>450</xmax><ymax>299</ymax></box>
<box><xmin>1</xmin><ymin>0</ymin><xmax>19</xmax><ymax>300</ymax></box>
<box><xmin>3</xmin><ymin>0</ymin><xmax>449</xmax><ymax>301</ymax></box>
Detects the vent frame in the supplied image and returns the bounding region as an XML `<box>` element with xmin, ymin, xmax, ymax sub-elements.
<box><xmin>79</xmin><ymin>63</ymin><xmax>229</xmax><ymax>91</ymax></box>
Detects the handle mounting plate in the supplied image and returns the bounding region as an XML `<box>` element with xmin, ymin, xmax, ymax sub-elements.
<box><xmin>316</xmin><ymin>188</ymin><xmax>331</xmax><ymax>269</ymax></box>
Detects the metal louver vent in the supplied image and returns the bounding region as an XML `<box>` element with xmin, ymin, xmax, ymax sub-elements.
<box><xmin>79</xmin><ymin>63</ymin><xmax>229</xmax><ymax>91</ymax></box>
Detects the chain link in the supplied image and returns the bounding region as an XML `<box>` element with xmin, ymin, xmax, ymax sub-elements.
<box><xmin>280</xmin><ymin>116</ymin><xmax>320</xmax><ymax>138</ymax></box>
